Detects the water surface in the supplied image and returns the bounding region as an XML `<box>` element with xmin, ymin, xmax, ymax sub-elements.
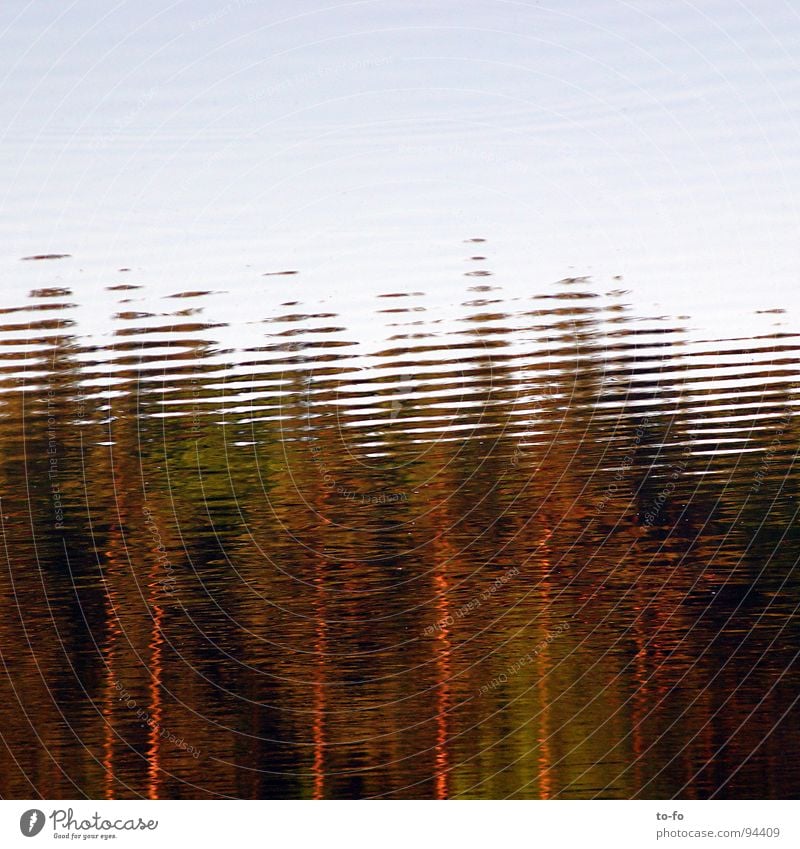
<box><xmin>1</xmin><ymin>264</ymin><xmax>798</xmax><ymax>798</ymax></box>
<box><xmin>2</xmin><ymin>0</ymin><xmax>800</xmax><ymax>801</ymax></box>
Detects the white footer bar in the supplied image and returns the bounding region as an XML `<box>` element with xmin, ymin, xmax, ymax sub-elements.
<box><xmin>1</xmin><ymin>800</ymin><xmax>795</xmax><ymax>848</ymax></box>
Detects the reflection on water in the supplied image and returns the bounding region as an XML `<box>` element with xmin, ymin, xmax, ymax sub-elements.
<box><xmin>1</xmin><ymin>259</ymin><xmax>799</xmax><ymax>799</ymax></box>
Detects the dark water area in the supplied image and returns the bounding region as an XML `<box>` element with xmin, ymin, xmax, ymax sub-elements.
<box><xmin>1</xmin><ymin>271</ymin><xmax>799</xmax><ymax>799</ymax></box>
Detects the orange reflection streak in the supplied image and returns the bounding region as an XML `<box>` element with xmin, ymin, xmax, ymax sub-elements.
<box><xmin>101</xmin><ymin>546</ymin><xmax>122</xmax><ymax>800</ymax></box>
<box><xmin>311</xmin><ymin>486</ymin><xmax>331</xmax><ymax>800</ymax></box>
<box><xmin>535</xmin><ymin>527</ymin><xmax>553</xmax><ymax>799</ymax></box>
<box><xmin>431</xmin><ymin>531</ymin><xmax>454</xmax><ymax>800</ymax></box>
<box><xmin>312</xmin><ymin>564</ymin><xmax>327</xmax><ymax>800</ymax></box>
<box><xmin>145</xmin><ymin>559</ymin><xmax>165</xmax><ymax>799</ymax></box>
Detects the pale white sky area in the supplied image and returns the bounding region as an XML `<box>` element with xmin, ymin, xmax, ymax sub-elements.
<box><xmin>1</xmin><ymin>0</ymin><xmax>798</xmax><ymax>345</ymax></box>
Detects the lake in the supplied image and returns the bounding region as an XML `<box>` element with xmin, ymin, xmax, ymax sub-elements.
<box><xmin>1</xmin><ymin>0</ymin><xmax>799</xmax><ymax>800</ymax></box>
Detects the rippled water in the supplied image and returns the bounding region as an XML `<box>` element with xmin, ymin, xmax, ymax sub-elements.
<box><xmin>3</xmin><ymin>0</ymin><xmax>800</xmax><ymax>802</ymax></box>
<box><xmin>1</xmin><ymin>255</ymin><xmax>798</xmax><ymax>798</ymax></box>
